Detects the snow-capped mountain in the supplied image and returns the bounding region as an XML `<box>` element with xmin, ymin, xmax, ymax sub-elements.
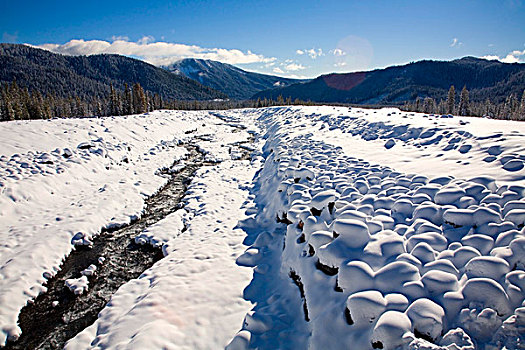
<box><xmin>164</xmin><ymin>58</ymin><xmax>306</xmax><ymax>100</ymax></box>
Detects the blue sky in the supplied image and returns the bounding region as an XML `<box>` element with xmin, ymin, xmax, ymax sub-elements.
<box><xmin>2</xmin><ymin>0</ymin><xmax>525</xmax><ymax>78</ymax></box>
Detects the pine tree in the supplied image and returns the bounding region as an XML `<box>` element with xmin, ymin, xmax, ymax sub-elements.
<box><xmin>0</xmin><ymin>84</ymin><xmax>12</xmax><ymax>121</ymax></box>
<box><xmin>446</xmin><ymin>85</ymin><xmax>455</xmax><ymax>115</ymax></box>
<box><xmin>109</xmin><ymin>83</ymin><xmax>121</xmax><ymax>116</ymax></box>
<box><xmin>124</xmin><ymin>83</ymin><xmax>133</xmax><ymax>115</ymax></box>
<box><xmin>518</xmin><ymin>89</ymin><xmax>525</xmax><ymax>121</ymax></box>
<box><xmin>423</xmin><ymin>97</ymin><xmax>436</xmax><ymax>114</ymax></box>
<box><xmin>19</xmin><ymin>86</ymin><xmax>31</xmax><ymax>120</ymax></box>
<box><xmin>458</xmin><ymin>86</ymin><xmax>470</xmax><ymax>116</ymax></box>
<box><xmin>153</xmin><ymin>93</ymin><xmax>162</xmax><ymax>110</ymax></box>
<box><xmin>31</xmin><ymin>90</ymin><xmax>44</xmax><ymax>119</ymax></box>
<box><xmin>415</xmin><ymin>97</ymin><xmax>422</xmax><ymax>112</ymax></box>
<box><xmin>509</xmin><ymin>94</ymin><xmax>519</xmax><ymax>120</ymax></box>
<box><xmin>132</xmin><ymin>83</ymin><xmax>147</xmax><ymax>114</ymax></box>
<box><xmin>437</xmin><ymin>99</ymin><xmax>446</xmax><ymax>115</ymax></box>
<box><xmin>484</xmin><ymin>98</ymin><xmax>492</xmax><ymax>117</ymax></box>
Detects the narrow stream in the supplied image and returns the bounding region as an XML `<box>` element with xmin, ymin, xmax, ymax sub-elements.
<box><xmin>4</xmin><ymin>143</ymin><xmax>217</xmax><ymax>350</ymax></box>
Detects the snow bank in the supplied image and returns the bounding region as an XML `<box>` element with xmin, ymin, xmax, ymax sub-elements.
<box><xmin>0</xmin><ymin>109</ymin><xmax>254</xmax><ymax>345</ymax></box>
<box><xmin>2</xmin><ymin>106</ymin><xmax>525</xmax><ymax>349</ymax></box>
<box><xmin>66</xmin><ymin>158</ymin><xmax>259</xmax><ymax>349</ymax></box>
<box><xmin>233</xmin><ymin>106</ymin><xmax>525</xmax><ymax>349</ymax></box>
<box><xmin>64</xmin><ymin>109</ymin><xmax>260</xmax><ymax>349</ymax></box>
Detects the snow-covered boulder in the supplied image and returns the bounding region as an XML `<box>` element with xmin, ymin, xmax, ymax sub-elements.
<box><xmin>420</xmin><ymin>270</ymin><xmax>459</xmax><ymax>296</ymax></box>
<box><xmin>460</xmin><ymin>278</ymin><xmax>512</xmax><ymax>317</ymax></box>
<box><xmin>371</xmin><ymin>311</ymin><xmax>412</xmax><ymax>350</ymax></box>
<box><xmin>310</xmin><ymin>189</ymin><xmax>337</xmax><ymax>212</ymax></box>
<box><xmin>385</xmin><ymin>293</ymin><xmax>409</xmax><ymax>312</ymax></box>
<box><xmin>413</xmin><ymin>203</ymin><xmax>443</xmax><ymax>226</ymax></box>
<box><xmin>459</xmin><ymin>307</ymin><xmax>503</xmax><ymax>342</ymax></box>
<box><xmin>439</xmin><ymin>328</ymin><xmax>475</xmax><ymax>350</ymax></box>
<box><xmin>461</xmin><ymin>234</ymin><xmax>494</xmax><ymax>255</ymax></box>
<box><xmin>435</xmin><ymin>186</ymin><xmax>466</xmax><ymax>205</ymax></box>
<box><xmin>65</xmin><ymin>276</ymin><xmax>89</xmax><ymax>295</ymax></box>
<box><xmin>443</xmin><ymin>209</ymin><xmax>475</xmax><ymax>227</ymax></box>
<box><xmin>464</xmin><ymin>256</ymin><xmax>510</xmax><ymax>281</ymax></box>
<box><xmin>411</xmin><ymin>242</ymin><xmax>437</xmax><ymax>264</ymax></box>
<box><xmin>338</xmin><ymin>261</ymin><xmax>375</xmax><ymax>294</ymax></box>
<box><xmin>407</xmin><ymin>232</ymin><xmax>448</xmax><ymax>252</ymax></box>
<box><xmin>406</xmin><ymin>298</ymin><xmax>445</xmax><ymax>342</ymax></box>
<box><xmin>330</xmin><ymin>218</ymin><xmax>371</xmax><ymax>249</ymax></box>
<box><xmin>375</xmin><ymin>261</ymin><xmax>421</xmax><ymax>293</ymax></box>
<box><xmin>345</xmin><ymin>290</ymin><xmax>387</xmax><ymax>327</ymax></box>
<box><xmin>308</xmin><ymin>230</ymin><xmax>333</xmax><ymax>254</ymax></box>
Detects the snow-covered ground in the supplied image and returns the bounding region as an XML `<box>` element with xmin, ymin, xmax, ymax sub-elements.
<box><xmin>66</xmin><ymin>159</ymin><xmax>259</xmax><ymax>349</ymax></box>
<box><xmin>0</xmin><ymin>110</ymin><xmax>257</xmax><ymax>345</ymax></box>
<box><xmin>1</xmin><ymin>106</ymin><xmax>524</xmax><ymax>349</ymax></box>
<box><xmin>229</xmin><ymin>106</ymin><xmax>525</xmax><ymax>350</ymax></box>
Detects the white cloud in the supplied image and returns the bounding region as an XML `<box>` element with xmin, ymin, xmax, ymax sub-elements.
<box><xmin>450</xmin><ymin>38</ymin><xmax>463</xmax><ymax>48</ymax></box>
<box><xmin>284</xmin><ymin>63</ymin><xmax>306</xmax><ymax>71</ymax></box>
<box><xmin>273</xmin><ymin>67</ymin><xmax>284</xmax><ymax>74</ymax></box>
<box><xmin>481</xmin><ymin>55</ymin><xmax>500</xmax><ymax>61</ymax></box>
<box><xmin>481</xmin><ymin>49</ymin><xmax>525</xmax><ymax>63</ymax></box>
<box><xmin>33</xmin><ymin>37</ymin><xmax>276</xmax><ymax>66</ymax></box>
<box><xmin>306</xmin><ymin>48</ymin><xmax>323</xmax><ymax>59</ymax></box>
<box><xmin>137</xmin><ymin>35</ymin><xmax>155</xmax><ymax>45</ymax></box>
<box><xmin>295</xmin><ymin>48</ymin><xmax>323</xmax><ymax>59</ymax></box>
<box><xmin>331</xmin><ymin>48</ymin><xmax>346</xmax><ymax>56</ymax></box>
<box><xmin>334</xmin><ymin>62</ymin><xmax>347</xmax><ymax>67</ymax></box>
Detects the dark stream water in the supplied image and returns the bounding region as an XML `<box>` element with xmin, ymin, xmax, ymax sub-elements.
<box><xmin>4</xmin><ymin>123</ymin><xmax>255</xmax><ymax>350</ymax></box>
<box><xmin>4</xmin><ymin>144</ymin><xmax>213</xmax><ymax>350</ymax></box>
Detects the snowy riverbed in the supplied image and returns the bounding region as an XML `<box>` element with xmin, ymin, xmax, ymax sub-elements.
<box><xmin>1</xmin><ymin>106</ymin><xmax>524</xmax><ymax>349</ymax></box>
<box><xmin>0</xmin><ymin>110</ymin><xmax>256</xmax><ymax>345</ymax></box>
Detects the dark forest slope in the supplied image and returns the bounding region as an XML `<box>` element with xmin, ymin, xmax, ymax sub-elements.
<box><xmin>165</xmin><ymin>58</ymin><xmax>305</xmax><ymax>100</ymax></box>
<box><xmin>0</xmin><ymin>44</ymin><xmax>226</xmax><ymax>100</ymax></box>
<box><xmin>254</xmin><ymin>57</ymin><xmax>525</xmax><ymax>104</ymax></box>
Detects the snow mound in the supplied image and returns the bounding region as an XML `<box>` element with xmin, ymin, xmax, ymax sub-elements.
<box><xmin>65</xmin><ymin>276</ymin><xmax>89</xmax><ymax>296</ymax></box>
<box><xmin>232</xmin><ymin>106</ymin><xmax>525</xmax><ymax>349</ymax></box>
<box><xmin>2</xmin><ymin>106</ymin><xmax>525</xmax><ymax>349</ymax></box>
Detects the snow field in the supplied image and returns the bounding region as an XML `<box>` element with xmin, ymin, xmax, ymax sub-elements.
<box><xmin>0</xmin><ymin>110</ymin><xmax>254</xmax><ymax>345</ymax></box>
<box><xmin>311</xmin><ymin>107</ymin><xmax>525</xmax><ymax>183</ymax></box>
<box><xmin>231</xmin><ymin>107</ymin><xmax>525</xmax><ymax>349</ymax></box>
<box><xmin>1</xmin><ymin>106</ymin><xmax>524</xmax><ymax>349</ymax></box>
<box><xmin>66</xmin><ymin>158</ymin><xmax>259</xmax><ymax>349</ymax></box>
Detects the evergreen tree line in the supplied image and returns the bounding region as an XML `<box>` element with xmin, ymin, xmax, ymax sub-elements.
<box><xmin>0</xmin><ymin>80</ymin><xmax>318</xmax><ymax>121</ymax></box>
<box><xmin>0</xmin><ymin>81</ymin><xmax>155</xmax><ymax>121</ymax></box>
<box><xmin>2</xmin><ymin>80</ymin><xmax>524</xmax><ymax>122</ymax></box>
<box><xmin>402</xmin><ymin>85</ymin><xmax>525</xmax><ymax>121</ymax></box>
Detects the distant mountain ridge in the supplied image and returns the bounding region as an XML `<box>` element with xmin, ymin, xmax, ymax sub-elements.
<box><xmin>164</xmin><ymin>58</ymin><xmax>306</xmax><ymax>100</ymax></box>
<box><xmin>253</xmin><ymin>57</ymin><xmax>525</xmax><ymax>105</ymax></box>
<box><xmin>0</xmin><ymin>44</ymin><xmax>226</xmax><ymax>100</ymax></box>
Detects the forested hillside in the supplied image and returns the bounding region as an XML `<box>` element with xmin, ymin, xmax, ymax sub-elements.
<box><xmin>164</xmin><ymin>58</ymin><xmax>305</xmax><ymax>100</ymax></box>
<box><xmin>254</xmin><ymin>57</ymin><xmax>525</xmax><ymax>106</ymax></box>
<box><xmin>0</xmin><ymin>44</ymin><xmax>226</xmax><ymax>101</ymax></box>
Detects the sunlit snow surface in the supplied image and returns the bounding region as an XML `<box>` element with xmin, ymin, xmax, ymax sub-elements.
<box><xmin>0</xmin><ymin>110</ymin><xmax>256</xmax><ymax>346</ymax></box>
<box><xmin>229</xmin><ymin>107</ymin><xmax>524</xmax><ymax>350</ymax></box>
<box><xmin>1</xmin><ymin>107</ymin><xmax>525</xmax><ymax>349</ymax></box>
